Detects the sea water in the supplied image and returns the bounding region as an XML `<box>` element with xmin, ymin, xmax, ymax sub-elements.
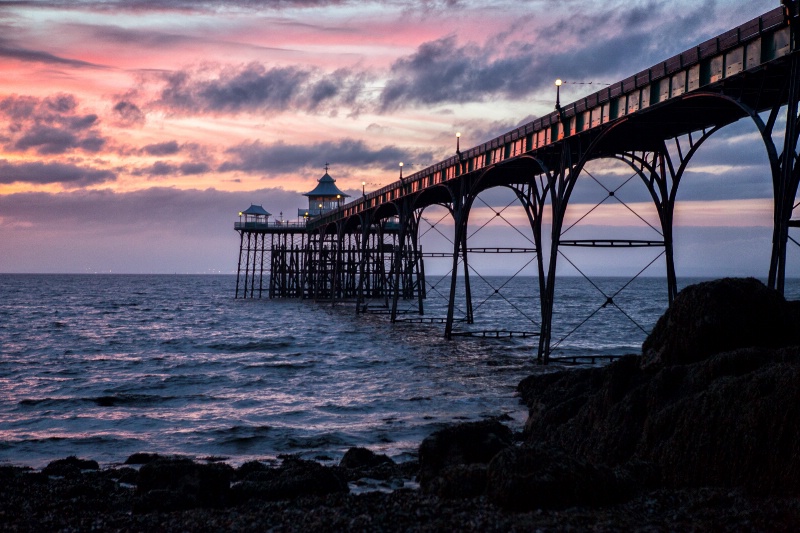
<box><xmin>0</xmin><ymin>274</ymin><xmax>796</xmax><ymax>468</ymax></box>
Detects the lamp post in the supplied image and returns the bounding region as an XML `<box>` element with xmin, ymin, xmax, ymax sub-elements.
<box><xmin>362</xmin><ymin>181</ymin><xmax>366</xmax><ymax>197</ymax></box>
<box><xmin>399</xmin><ymin>162</ymin><xmax>404</xmax><ymax>181</ymax></box>
<box><xmin>555</xmin><ymin>79</ymin><xmax>562</xmax><ymax>111</ymax></box>
<box><xmin>336</xmin><ymin>194</ymin><xmax>341</xmax><ymax>208</ymax></box>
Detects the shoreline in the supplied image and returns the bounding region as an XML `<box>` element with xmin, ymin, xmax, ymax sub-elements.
<box><xmin>3</xmin><ymin>441</ymin><xmax>800</xmax><ymax>531</ymax></box>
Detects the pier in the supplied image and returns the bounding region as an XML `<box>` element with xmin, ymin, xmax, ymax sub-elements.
<box><xmin>236</xmin><ymin>3</ymin><xmax>800</xmax><ymax>363</ymax></box>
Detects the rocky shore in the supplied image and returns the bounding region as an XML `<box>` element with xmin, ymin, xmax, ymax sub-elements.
<box><xmin>3</xmin><ymin>277</ymin><xmax>800</xmax><ymax>531</ymax></box>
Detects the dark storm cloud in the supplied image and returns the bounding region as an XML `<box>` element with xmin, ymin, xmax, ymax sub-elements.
<box><xmin>0</xmin><ymin>95</ymin><xmax>107</xmax><ymax>155</ymax></box>
<box><xmin>155</xmin><ymin>63</ymin><xmax>366</xmax><ymax>114</ymax></box>
<box><xmin>0</xmin><ymin>159</ymin><xmax>116</xmax><ymax>187</ymax></box>
<box><xmin>219</xmin><ymin>139</ymin><xmax>432</xmax><ymax>174</ymax></box>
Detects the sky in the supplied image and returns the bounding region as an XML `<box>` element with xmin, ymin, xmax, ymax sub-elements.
<box><xmin>0</xmin><ymin>0</ymin><xmax>793</xmax><ymax>277</ymax></box>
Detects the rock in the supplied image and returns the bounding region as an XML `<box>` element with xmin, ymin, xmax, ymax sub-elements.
<box><xmin>519</xmin><ymin>344</ymin><xmax>800</xmax><ymax>494</ymax></box>
<box><xmin>640</xmin><ymin>346</ymin><xmax>800</xmax><ymax>492</ymax></box>
<box><xmin>486</xmin><ymin>444</ymin><xmax>632</xmax><ymax>511</ymax></box>
<box><xmin>135</xmin><ymin>457</ymin><xmax>233</xmax><ymax>512</ymax></box>
<box><xmin>124</xmin><ymin>452</ymin><xmax>161</xmax><ymax>465</ymax></box>
<box><xmin>519</xmin><ymin>355</ymin><xmax>648</xmax><ymax>466</ymax></box>
<box><xmin>235</xmin><ymin>459</ymin><xmax>270</xmax><ymax>480</ymax></box>
<box><xmin>424</xmin><ymin>463</ymin><xmax>488</xmax><ymax>499</ymax></box>
<box><xmin>42</xmin><ymin>456</ymin><xmax>99</xmax><ymax>477</ymax></box>
<box><xmin>133</xmin><ymin>488</ymin><xmax>198</xmax><ymax>514</ymax></box>
<box><xmin>339</xmin><ymin>447</ymin><xmax>394</xmax><ymax>469</ymax></box>
<box><xmin>231</xmin><ymin>456</ymin><xmax>348</xmax><ymax>503</ymax></box>
<box><xmin>642</xmin><ymin>278</ymin><xmax>798</xmax><ymax>367</ymax></box>
<box><xmin>418</xmin><ymin>419</ymin><xmax>512</xmax><ymax>492</ymax></box>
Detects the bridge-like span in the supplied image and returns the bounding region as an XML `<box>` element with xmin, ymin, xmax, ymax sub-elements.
<box><xmin>237</xmin><ymin>3</ymin><xmax>800</xmax><ymax>362</ymax></box>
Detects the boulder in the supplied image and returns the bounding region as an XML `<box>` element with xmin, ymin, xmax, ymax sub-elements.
<box><xmin>519</xmin><ymin>343</ymin><xmax>800</xmax><ymax>493</ymax></box>
<box><xmin>642</xmin><ymin>277</ymin><xmax>798</xmax><ymax>367</ymax></box>
<box><xmin>486</xmin><ymin>444</ymin><xmax>632</xmax><ymax>511</ymax></box>
<box><xmin>124</xmin><ymin>452</ymin><xmax>161</xmax><ymax>465</ymax></box>
<box><xmin>339</xmin><ymin>447</ymin><xmax>394</xmax><ymax>469</ymax></box>
<box><xmin>42</xmin><ymin>456</ymin><xmax>99</xmax><ymax>477</ymax></box>
<box><xmin>423</xmin><ymin>463</ymin><xmax>488</xmax><ymax>499</ymax></box>
<box><xmin>518</xmin><ymin>279</ymin><xmax>800</xmax><ymax>494</ymax></box>
<box><xmin>134</xmin><ymin>457</ymin><xmax>233</xmax><ymax>512</ymax></box>
<box><xmin>418</xmin><ymin>419</ymin><xmax>512</xmax><ymax>493</ymax></box>
<box><xmin>231</xmin><ymin>456</ymin><xmax>348</xmax><ymax>503</ymax></box>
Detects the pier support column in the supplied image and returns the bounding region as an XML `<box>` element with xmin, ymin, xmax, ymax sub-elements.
<box><xmin>445</xmin><ymin>180</ymin><xmax>471</xmax><ymax>339</ymax></box>
<box><xmin>770</xmin><ymin>52</ymin><xmax>800</xmax><ymax>293</ymax></box>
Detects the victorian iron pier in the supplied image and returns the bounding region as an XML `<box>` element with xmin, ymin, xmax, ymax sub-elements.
<box><xmin>236</xmin><ymin>3</ymin><xmax>800</xmax><ymax>363</ymax></box>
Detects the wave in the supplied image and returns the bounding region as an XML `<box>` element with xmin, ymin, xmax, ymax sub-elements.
<box><xmin>206</xmin><ymin>339</ymin><xmax>296</xmax><ymax>353</ymax></box>
<box><xmin>19</xmin><ymin>394</ymin><xmax>181</xmax><ymax>408</ymax></box>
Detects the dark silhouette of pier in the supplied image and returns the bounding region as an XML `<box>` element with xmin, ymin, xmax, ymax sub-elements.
<box><xmin>236</xmin><ymin>2</ymin><xmax>800</xmax><ymax>363</ymax></box>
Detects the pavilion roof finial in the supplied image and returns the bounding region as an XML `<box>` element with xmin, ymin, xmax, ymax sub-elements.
<box><xmin>324</xmin><ymin>162</ymin><xmax>330</xmax><ymax>173</ymax></box>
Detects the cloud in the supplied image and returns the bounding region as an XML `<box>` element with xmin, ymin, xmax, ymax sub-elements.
<box><xmin>4</xmin><ymin>1</ymin><xmax>353</xmax><ymax>14</ymax></box>
<box><xmin>143</xmin><ymin>140</ymin><xmax>180</xmax><ymax>156</ymax></box>
<box><xmin>180</xmin><ymin>161</ymin><xmax>211</xmax><ymax>174</ymax></box>
<box><xmin>0</xmin><ymin>37</ymin><xmax>106</xmax><ymax>69</ymax></box>
<box><xmin>154</xmin><ymin>63</ymin><xmax>367</xmax><ymax>115</ymax></box>
<box><xmin>0</xmin><ymin>160</ymin><xmax>116</xmax><ymax>187</ymax></box>
<box><xmin>220</xmin><ymin>138</ymin><xmax>433</xmax><ymax>174</ymax></box>
<box><xmin>378</xmin><ymin>1</ymin><xmax>723</xmax><ymax>110</ymax></box>
<box><xmin>141</xmin><ymin>159</ymin><xmax>211</xmax><ymax>177</ymax></box>
<box><xmin>0</xmin><ymin>186</ymin><xmax>302</xmax><ymax>234</ymax></box>
<box><xmin>0</xmin><ymin>94</ymin><xmax>107</xmax><ymax>155</ymax></box>
<box><xmin>112</xmin><ymin>100</ymin><xmax>146</xmax><ymax>127</ymax></box>
<box><xmin>13</xmin><ymin>125</ymin><xmax>105</xmax><ymax>154</ymax></box>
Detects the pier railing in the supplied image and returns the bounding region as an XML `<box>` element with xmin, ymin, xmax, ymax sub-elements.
<box><xmin>309</xmin><ymin>5</ymin><xmax>787</xmax><ymax>231</ymax></box>
<box><xmin>234</xmin><ymin>221</ymin><xmax>307</xmax><ymax>231</ymax></box>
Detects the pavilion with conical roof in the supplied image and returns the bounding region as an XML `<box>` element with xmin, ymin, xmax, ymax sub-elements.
<box><xmin>298</xmin><ymin>164</ymin><xmax>349</xmax><ymax>219</ymax></box>
<box><xmin>238</xmin><ymin>204</ymin><xmax>271</xmax><ymax>228</ymax></box>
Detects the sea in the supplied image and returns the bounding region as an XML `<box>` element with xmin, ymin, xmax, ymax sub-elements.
<box><xmin>1</xmin><ymin>274</ymin><xmax>798</xmax><ymax>469</ymax></box>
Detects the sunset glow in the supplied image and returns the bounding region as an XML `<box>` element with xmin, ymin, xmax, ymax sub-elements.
<box><xmin>0</xmin><ymin>0</ymin><xmax>786</xmax><ymax>274</ymax></box>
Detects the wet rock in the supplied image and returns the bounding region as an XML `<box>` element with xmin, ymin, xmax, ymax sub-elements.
<box><xmin>134</xmin><ymin>457</ymin><xmax>233</xmax><ymax>512</ymax></box>
<box><xmin>235</xmin><ymin>459</ymin><xmax>270</xmax><ymax>480</ymax></box>
<box><xmin>519</xmin><ymin>335</ymin><xmax>800</xmax><ymax>493</ymax></box>
<box><xmin>231</xmin><ymin>456</ymin><xmax>348</xmax><ymax>503</ymax></box>
<box><xmin>424</xmin><ymin>463</ymin><xmax>488</xmax><ymax>499</ymax></box>
<box><xmin>42</xmin><ymin>456</ymin><xmax>99</xmax><ymax>477</ymax></box>
<box><xmin>519</xmin><ymin>355</ymin><xmax>648</xmax><ymax>466</ymax></box>
<box><xmin>339</xmin><ymin>447</ymin><xmax>394</xmax><ymax>469</ymax></box>
<box><xmin>134</xmin><ymin>488</ymin><xmax>198</xmax><ymax>513</ymax></box>
<box><xmin>486</xmin><ymin>444</ymin><xmax>633</xmax><ymax>511</ymax></box>
<box><xmin>112</xmin><ymin>466</ymin><xmax>139</xmax><ymax>485</ymax></box>
<box><xmin>338</xmin><ymin>447</ymin><xmax>402</xmax><ymax>484</ymax></box>
<box><xmin>418</xmin><ymin>419</ymin><xmax>512</xmax><ymax>492</ymax></box>
<box><xmin>642</xmin><ymin>277</ymin><xmax>799</xmax><ymax>368</ymax></box>
<box><xmin>124</xmin><ymin>452</ymin><xmax>161</xmax><ymax>465</ymax></box>
<box><xmin>640</xmin><ymin>346</ymin><xmax>800</xmax><ymax>492</ymax></box>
